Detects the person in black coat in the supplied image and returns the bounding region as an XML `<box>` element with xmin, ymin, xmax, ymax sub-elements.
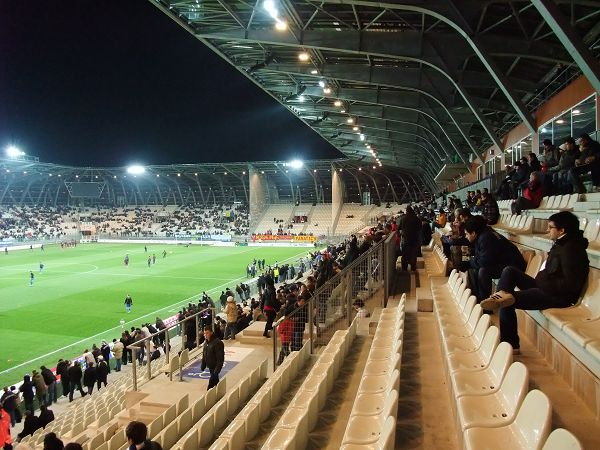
<box><xmin>464</xmin><ymin>216</ymin><xmax>526</xmax><ymax>303</ymax></box>
<box><xmin>481</xmin><ymin>211</ymin><xmax>589</xmax><ymax>352</ymax></box>
<box><xmin>200</xmin><ymin>328</ymin><xmax>224</xmax><ymax>390</ymax></box>
<box><xmin>38</xmin><ymin>404</ymin><xmax>55</xmax><ymax>428</ymax></box>
<box><xmin>83</xmin><ymin>363</ymin><xmax>97</xmax><ymax>396</ymax></box>
<box><xmin>67</xmin><ymin>362</ymin><xmax>85</xmax><ymax>402</ymax></box>
<box><xmin>100</xmin><ymin>341</ymin><xmax>111</xmax><ymax>373</ymax></box>
<box><xmin>55</xmin><ymin>359</ymin><xmax>70</xmax><ymax>399</ymax></box>
<box><xmin>96</xmin><ymin>357</ymin><xmax>109</xmax><ymax>390</ymax></box>
<box><xmin>17</xmin><ymin>410</ymin><xmax>41</xmax><ymax>440</ymax></box>
<box><xmin>400</xmin><ymin>206</ymin><xmax>422</xmax><ymax>271</ymax></box>
<box><xmin>19</xmin><ymin>375</ymin><xmax>35</xmax><ymax>413</ymax></box>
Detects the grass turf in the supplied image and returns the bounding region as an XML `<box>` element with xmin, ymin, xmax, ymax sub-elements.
<box><xmin>0</xmin><ymin>243</ymin><xmax>307</xmax><ymax>385</ymax></box>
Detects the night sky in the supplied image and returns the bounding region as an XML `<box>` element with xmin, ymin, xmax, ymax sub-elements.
<box><xmin>0</xmin><ymin>0</ymin><xmax>341</xmax><ymax>167</ymax></box>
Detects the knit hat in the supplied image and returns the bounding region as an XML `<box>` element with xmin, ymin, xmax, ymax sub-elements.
<box><xmin>227</xmin><ymin>296</ymin><xmax>235</xmax><ymax>303</ymax></box>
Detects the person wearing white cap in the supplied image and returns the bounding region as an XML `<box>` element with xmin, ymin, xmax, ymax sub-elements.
<box><xmin>223</xmin><ymin>296</ymin><xmax>239</xmax><ymax>340</ymax></box>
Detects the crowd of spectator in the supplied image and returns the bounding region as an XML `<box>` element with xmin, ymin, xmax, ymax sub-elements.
<box><xmin>0</xmin><ymin>203</ymin><xmax>250</xmax><ymax>242</ymax></box>
<box><xmin>0</xmin><ymin>206</ymin><xmax>77</xmax><ymax>241</ymax></box>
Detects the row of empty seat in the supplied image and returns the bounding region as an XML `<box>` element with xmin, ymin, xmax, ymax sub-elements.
<box><xmin>497</xmin><ymin>194</ymin><xmax>579</xmax><ymax>213</ymax></box>
<box><xmin>431</xmin><ymin>270</ymin><xmax>582</xmax><ymax>449</ymax></box>
<box><xmin>262</xmin><ymin>319</ymin><xmax>359</xmax><ymax>449</ymax></box>
<box><xmin>495</xmin><ymin>214</ymin><xmax>533</xmax><ymax>234</ymax></box>
<box><xmin>341</xmin><ymin>297</ymin><xmax>406</xmax><ymax>449</ymax></box>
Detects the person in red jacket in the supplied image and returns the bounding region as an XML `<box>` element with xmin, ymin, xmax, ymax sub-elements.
<box><xmin>0</xmin><ymin>408</ymin><xmax>10</xmax><ymax>450</ymax></box>
<box><xmin>511</xmin><ymin>172</ymin><xmax>544</xmax><ymax>214</ymax></box>
<box><xmin>277</xmin><ymin>316</ymin><xmax>294</xmax><ymax>365</ymax></box>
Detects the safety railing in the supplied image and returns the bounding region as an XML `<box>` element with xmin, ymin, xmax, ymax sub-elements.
<box><xmin>128</xmin><ymin>307</ymin><xmax>215</xmax><ymax>390</ymax></box>
<box><xmin>272</xmin><ymin>238</ymin><xmax>388</xmax><ymax>370</ymax></box>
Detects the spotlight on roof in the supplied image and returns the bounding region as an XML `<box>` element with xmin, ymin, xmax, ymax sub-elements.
<box><xmin>5</xmin><ymin>145</ymin><xmax>24</xmax><ymax>158</ymax></box>
<box><xmin>126</xmin><ymin>165</ymin><xmax>145</xmax><ymax>175</ymax></box>
<box><xmin>288</xmin><ymin>159</ymin><xmax>303</xmax><ymax>169</ymax></box>
<box><xmin>275</xmin><ymin>20</ymin><xmax>287</xmax><ymax>31</ymax></box>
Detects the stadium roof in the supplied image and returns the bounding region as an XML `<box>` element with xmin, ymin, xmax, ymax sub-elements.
<box><xmin>147</xmin><ymin>0</ymin><xmax>600</xmax><ymax>191</ymax></box>
<box><xmin>0</xmin><ymin>158</ymin><xmax>425</xmax><ymax>205</ymax></box>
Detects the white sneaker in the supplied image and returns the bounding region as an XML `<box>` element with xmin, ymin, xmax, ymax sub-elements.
<box><xmin>480</xmin><ymin>290</ymin><xmax>515</xmax><ymax>310</ymax></box>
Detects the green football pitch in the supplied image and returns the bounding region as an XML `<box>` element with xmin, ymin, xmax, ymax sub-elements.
<box><xmin>0</xmin><ymin>243</ymin><xmax>307</xmax><ymax>385</ymax></box>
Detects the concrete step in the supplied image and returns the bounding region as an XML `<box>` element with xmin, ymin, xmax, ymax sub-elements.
<box><xmin>573</xmin><ymin>201</ymin><xmax>600</xmax><ymax>211</ymax></box>
<box><xmin>583</xmin><ymin>192</ymin><xmax>600</xmax><ymax>202</ymax></box>
<box><xmin>235</xmin><ymin>335</ymin><xmax>272</xmax><ymax>345</ymax></box>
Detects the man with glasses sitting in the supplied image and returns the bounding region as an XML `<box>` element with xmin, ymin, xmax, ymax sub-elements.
<box><xmin>481</xmin><ymin>211</ymin><xmax>589</xmax><ymax>353</ymax></box>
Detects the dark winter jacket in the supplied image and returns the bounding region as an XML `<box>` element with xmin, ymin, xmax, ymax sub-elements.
<box><xmin>83</xmin><ymin>366</ymin><xmax>97</xmax><ymax>387</ymax></box>
<box><xmin>470</xmin><ymin>228</ymin><xmax>526</xmax><ymax>272</ymax></box>
<box><xmin>41</xmin><ymin>367</ymin><xmax>56</xmax><ymax>386</ymax></box>
<box><xmin>67</xmin><ymin>364</ymin><xmax>83</xmax><ymax>385</ymax></box>
<box><xmin>535</xmin><ymin>230</ymin><xmax>589</xmax><ymax>304</ymax></box>
<box><xmin>201</xmin><ymin>336</ymin><xmax>224</xmax><ymax>374</ymax></box>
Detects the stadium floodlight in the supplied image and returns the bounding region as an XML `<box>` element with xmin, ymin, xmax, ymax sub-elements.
<box><xmin>126</xmin><ymin>165</ymin><xmax>145</xmax><ymax>175</ymax></box>
<box><xmin>289</xmin><ymin>159</ymin><xmax>303</xmax><ymax>169</ymax></box>
<box><xmin>5</xmin><ymin>145</ymin><xmax>24</xmax><ymax>158</ymax></box>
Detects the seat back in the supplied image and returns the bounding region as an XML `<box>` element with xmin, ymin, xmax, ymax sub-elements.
<box><xmin>542</xmin><ymin>428</ymin><xmax>583</xmax><ymax>450</ymax></box>
<box><xmin>228</xmin><ymin>420</ymin><xmax>246</xmax><ymax>450</ymax></box>
<box><xmin>522</xmin><ymin>216</ymin><xmax>533</xmax><ymax>231</ymax></box>
<box><xmin>558</xmin><ymin>195</ymin><xmax>570</xmax><ymax>209</ymax></box>
<box><xmin>465</xmin><ymin>305</ymin><xmax>483</xmax><ymax>334</ymax></box>
<box><xmin>514</xmin><ymin>390</ymin><xmax>552</xmax><ymax>448</ymax></box>
<box><xmin>583</xmin><ymin>219</ymin><xmax>600</xmax><ymax>241</ymax></box>
<box><xmin>191</xmin><ymin>397</ymin><xmax>206</xmax><ymax>423</ymax></box>
<box><xmin>471</xmin><ymin>314</ymin><xmax>491</xmax><ymax>345</ymax></box>
<box><xmin>177</xmin><ymin>394</ymin><xmax>189</xmax><ymax>415</ymax></box>
<box><xmin>525</xmin><ymin>254</ymin><xmax>543</xmax><ymax>277</ymax></box>
<box><xmin>178</xmin><ymin>408</ymin><xmax>193</xmax><ymax>436</ymax></box>
<box><xmin>488</xmin><ymin>342</ymin><xmax>513</xmax><ymax>385</ymax></box>
<box><xmin>163</xmin><ymin>404</ymin><xmax>176</xmax><ymax>426</ymax></box>
<box><xmin>579</xmin><ymin>268</ymin><xmax>600</xmax><ymax>316</ymax></box>
<box><xmin>108</xmin><ymin>429</ymin><xmax>126</xmax><ymax>450</ymax></box>
<box><xmin>480</xmin><ymin>326</ymin><xmax>500</xmax><ymax>362</ymax></box>
<box><xmin>88</xmin><ymin>433</ymin><xmax>104</xmax><ymax>450</ymax></box>
<box><xmin>460</xmin><ymin>296</ymin><xmax>477</xmax><ymax>323</ymax></box>
<box><xmin>226</xmin><ymin>386</ymin><xmax>240</xmax><ymax>416</ymax></box>
<box><xmin>161</xmin><ymin>420</ymin><xmax>179</xmax><ymax>450</ymax></box>
<box><xmin>180</xmin><ymin>429</ymin><xmax>199</xmax><ymax>450</ymax></box>
<box><xmin>214</xmin><ymin>398</ymin><xmax>229</xmax><ymax>430</ymax></box>
<box><xmin>499</xmin><ymin>362</ymin><xmax>529</xmax><ymax>413</ymax></box>
<box><xmin>379</xmin><ymin>416</ymin><xmax>396</xmax><ymax>450</ymax></box>
<box><xmin>198</xmin><ymin>414</ymin><xmax>215</xmax><ymax>447</ymax></box>
<box><xmin>179</xmin><ymin>349</ymin><xmax>189</xmax><ymax>367</ymax></box>
<box><xmin>538</xmin><ymin>196</ymin><xmax>549</xmax><ymax>209</ymax></box>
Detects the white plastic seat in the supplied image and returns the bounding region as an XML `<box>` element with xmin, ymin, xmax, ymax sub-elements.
<box><xmin>198</xmin><ymin>414</ymin><xmax>216</xmax><ymax>447</ymax></box>
<box><xmin>441</xmin><ymin>305</ymin><xmax>484</xmax><ymax>341</ymax></box>
<box><xmin>214</xmin><ymin>398</ymin><xmax>228</xmax><ymax>430</ymax></box>
<box><xmin>445</xmin><ymin>315</ymin><xmax>491</xmax><ymax>354</ymax></box>
<box><xmin>227</xmin><ymin>386</ymin><xmax>240</xmax><ymax>416</ymax></box>
<box><xmin>208</xmin><ymin>437</ymin><xmax>230</xmax><ymax>450</ymax></box>
<box><xmin>457</xmin><ymin>362</ymin><xmax>529</xmax><ymax>430</ymax></box>
<box><xmin>161</xmin><ymin>420</ymin><xmax>179</xmax><ymax>450</ymax></box>
<box><xmin>358</xmin><ymin>370</ymin><xmax>399</xmax><ymax>394</ymax></box>
<box><xmin>543</xmin><ymin>269</ymin><xmax>600</xmax><ymax>329</ymax></box>
<box><xmin>180</xmin><ymin>430</ymin><xmax>199</xmax><ymax>450</ymax></box>
<box><xmin>451</xmin><ymin>342</ymin><xmax>513</xmax><ymax>398</ymax></box>
<box><xmin>219</xmin><ymin>419</ymin><xmax>246</xmax><ymax>450</ymax></box>
<box><xmin>191</xmin><ymin>397</ymin><xmax>206</xmax><ymax>423</ymax></box>
<box><xmin>178</xmin><ymin>408</ymin><xmax>193</xmax><ymax>436</ymax></box>
<box><xmin>343</xmin><ymin>390</ymin><xmax>398</xmax><ymax>445</ymax></box>
<box><xmin>448</xmin><ymin>326</ymin><xmax>499</xmax><ymax>372</ymax></box>
<box><xmin>364</xmin><ymin>353</ymin><xmax>401</xmax><ymax>376</ymax></box>
<box><xmin>261</xmin><ymin>427</ymin><xmax>296</xmax><ymax>450</ymax></box>
<box><xmin>277</xmin><ymin>407</ymin><xmax>309</xmax><ymax>450</ymax></box>
<box><xmin>340</xmin><ymin>416</ymin><xmax>396</xmax><ymax>450</ymax></box>
<box><xmin>542</xmin><ymin>428</ymin><xmax>583</xmax><ymax>450</ymax></box>
<box><xmin>235</xmin><ymin>401</ymin><xmax>260</xmax><ymax>442</ymax></box>
<box><xmin>464</xmin><ymin>390</ymin><xmax>552</xmax><ymax>450</ymax></box>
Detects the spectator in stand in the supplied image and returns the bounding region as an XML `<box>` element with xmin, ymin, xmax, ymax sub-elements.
<box><xmin>479</xmin><ymin>191</ymin><xmax>499</xmax><ymax>225</ymax></box>
<box><xmin>511</xmin><ymin>172</ymin><xmax>544</xmax><ymax>215</ymax></box>
<box><xmin>67</xmin><ymin>362</ymin><xmax>86</xmax><ymax>402</ymax></box>
<box><xmin>112</xmin><ymin>339</ymin><xmax>124</xmax><ymax>372</ymax></box>
<box><xmin>541</xmin><ymin>139</ymin><xmax>559</xmax><ymax>170</ymax></box>
<box><xmin>55</xmin><ymin>360</ymin><xmax>69</xmax><ymax>399</ymax></box>
<box><xmin>125</xmin><ymin>421</ymin><xmax>162</xmax><ymax>450</ymax></box>
<box><xmin>200</xmin><ymin>327</ymin><xmax>224</xmax><ymax>390</ymax></box>
<box><xmin>223</xmin><ymin>297</ymin><xmax>238</xmax><ymax>340</ymax></box>
<box><xmin>567</xmin><ymin>133</ymin><xmax>600</xmax><ymax>193</ymax></box>
<box><xmin>528</xmin><ymin>152</ymin><xmax>542</xmax><ymax>173</ymax></box>
<box><xmin>40</xmin><ymin>366</ymin><xmax>56</xmax><ymax>405</ymax></box>
<box><xmin>261</xmin><ymin>276</ymin><xmax>278</xmax><ymax>338</ymax></box>
<box><xmin>1</xmin><ymin>387</ymin><xmax>18</xmax><ymax>427</ymax></box>
<box><xmin>83</xmin><ymin>362</ymin><xmax>97</xmax><ymax>396</ymax></box>
<box><xmin>510</xmin><ymin>160</ymin><xmax>529</xmax><ymax>198</ymax></box>
<box><xmin>38</xmin><ymin>405</ymin><xmax>54</xmax><ymax>429</ymax></box>
<box><xmin>17</xmin><ymin>410</ymin><xmax>40</xmax><ymax>440</ymax></box>
<box><xmin>400</xmin><ymin>206</ymin><xmax>422</xmax><ymax>271</ymax></box>
<box><xmin>96</xmin><ymin>357</ymin><xmax>109</xmax><ymax>390</ymax></box>
<box><xmin>0</xmin><ymin>408</ymin><xmax>10</xmax><ymax>450</ymax></box>
<box><xmin>42</xmin><ymin>432</ymin><xmax>62</xmax><ymax>450</ymax></box>
<box><xmin>464</xmin><ymin>216</ymin><xmax>526</xmax><ymax>304</ymax></box>
<box><xmin>481</xmin><ymin>211</ymin><xmax>589</xmax><ymax>353</ymax></box>
<box><xmin>31</xmin><ymin>370</ymin><xmax>47</xmax><ymax>408</ymax></box>
<box><xmin>276</xmin><ymin>315</ymin><xmax>293</xmax><ymax>365</ymax></box>
<box><xmin>550</xmin><ymin>137</ymin><xmax>579</xmax><ymax>194</ymax></box>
